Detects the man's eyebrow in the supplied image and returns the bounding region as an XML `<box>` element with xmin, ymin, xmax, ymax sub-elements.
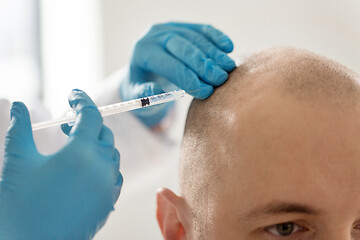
<box><xmin>241</xmin><ymin>201</ymin><xmax>321</xmax><ymax>221</ymax></box>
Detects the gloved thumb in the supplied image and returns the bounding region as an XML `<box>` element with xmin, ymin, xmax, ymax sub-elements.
<box><xmin>4</xmin><ymin>102</ymin><xmax>37</xmax><ymax>157</ymax></box>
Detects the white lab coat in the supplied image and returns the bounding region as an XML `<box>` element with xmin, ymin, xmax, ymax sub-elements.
<box><xmin>0</xmin><ymin>67</ymin><xmax>192</xmax><ymax>239</ymax></box>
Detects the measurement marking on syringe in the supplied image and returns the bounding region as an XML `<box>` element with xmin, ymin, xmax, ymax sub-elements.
<box><xmin>141</xmin><ymin>98</ymin><xmax>150</xmax><ymax>107</ymax></box>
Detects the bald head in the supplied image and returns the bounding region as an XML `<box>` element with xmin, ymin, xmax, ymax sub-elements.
<box><xmin>177</xmin><ymin>47</ymin><xmax>360</xmax><ymax>239</ymax></box>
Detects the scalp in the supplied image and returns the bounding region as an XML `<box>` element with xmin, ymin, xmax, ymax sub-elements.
<box><xmin>179</xmin><ymin>47</ymin><xmax>360</xmax><ymax>231</ymax></box>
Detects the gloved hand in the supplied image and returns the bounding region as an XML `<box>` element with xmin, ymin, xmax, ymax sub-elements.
<box><xmin>0</xmin><ymin>90</ymin><xmax>122</xmax><ymax>240</ymax></box>
<box><xmin>120</xmin><ymin>22</ymin><xmax>236</xmax><ymax>127</ymax></box>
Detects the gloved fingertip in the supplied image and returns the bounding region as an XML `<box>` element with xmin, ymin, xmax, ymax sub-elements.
<box><xmin>61</xmin><ymin>123</ymin><xmax>72</xmax><ymax>136</ymax></box>
<box><xmin>192</xmin><ymin>85</ymin><xmax>214</xmax><ymax>100</ymax></box>
<box><xmin>6</xmin><ymin>101</ymin><xmax>36</xmax><ymax>154</ymax></box>
<box><xmin>216</xmin><ymin>70</ymin><xmax>229</xmax><ymax>87</ymax></box>
<box><xmin>68</xmin><ymin>89</ymin><xmax>86</xmax><ymax>100</ymax></box>
<box><xmin>115</xmin><ymin>172</ymin><xmax>123</xmax><ymax>187</ymax></box>
<box><xmin>68</xmin><ymin>89</ymin><xmax>95</xmax><ymax>112</ymax></box>
<box><xmin>69</xmin><ymin>89</ymin><xmax>84</xmax><ymax>99</ymax></box>
<box><xmin>68</xmin><ymin>89</ymin><xmax>83</xmax><ymax>109</ymax></box>
<box><xmin>223</xmin><ymin>56</ymin><xmax>236</xmax><ymax>72</ymax></box>
<box><xmin>9</xmin><ymin>103</ymin><xmax>19</xmax><ymax>120</ymax></box>
<box><xmin>10</xmin><ymin>102</ymin><xmax>27</xmax><ymax>121</ymax></box>
<box><xmin>113</xmin><ymin>172</ymin><xmax>123</xmax><ymax>203</ymax></box>
<box><xmin>10</xmin><ymin>101</ymin><xmax>25</xmax><ymax>110</ymax></box>
<box><xmin>113</xmin><ymin>148</ymin><xmax>120</xmax><ymax>162</ymax></box>
<box><xmin>72</xmin><ymin>88</ymin><xmax>83</xmax><ymax>93</ymax></box>
<box><xmin>221</xmin><ymin>39</ymin><xmax>234</xmax><ymax>53</ymax></box>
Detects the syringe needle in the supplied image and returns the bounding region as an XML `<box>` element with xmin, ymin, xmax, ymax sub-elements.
<box><xmin>32</xmin><ymin>90</ymin><xmax>185</xmax><ymax>131</ymax></box>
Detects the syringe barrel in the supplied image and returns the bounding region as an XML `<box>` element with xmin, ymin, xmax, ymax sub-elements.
<box><xmin>148</xmin><ymin>90</ymin><xmax>185</xmax><ymax>104</ymax></box>
<box><xmin>32</xmin><ymin>90</ymin><xmax>186</xmax><ymax>131</ymax></box>
<box><xmin>99</xmin><ymin>90</ymin><xmax>185</xmax><ymax>117</ymax></box>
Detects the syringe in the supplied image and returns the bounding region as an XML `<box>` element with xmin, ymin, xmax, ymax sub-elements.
<box><xmin>32</xmin><ymin>90</ymin><xmax>186</xmax><ymax>131</ymax></box>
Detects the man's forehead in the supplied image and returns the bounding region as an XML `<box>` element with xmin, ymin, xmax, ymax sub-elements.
<box><xmin>218</xmin><ymin>139</ymin><xmax>360</xmax><ymax>224</ymax></box>
<box><xmin>215</xmin><ymin>89</ymin><xmax>360</xmax><ymax>194</ymax></box>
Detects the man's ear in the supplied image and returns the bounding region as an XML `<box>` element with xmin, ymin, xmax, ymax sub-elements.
<box><xmin>156</xmin><ymin>188</ymin><xmax>192</xmax><ymax>240</ymax></box>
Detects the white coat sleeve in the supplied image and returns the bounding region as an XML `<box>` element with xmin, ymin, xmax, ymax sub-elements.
<box><xmin>92</xmin><ymin>66</ymin><xmax>193</xmax><ymax>239</ymax></box>
<box><xmin>92</xmin><ymin>65</ymin><xmax>188</xmax><ymax>181</ymax></box>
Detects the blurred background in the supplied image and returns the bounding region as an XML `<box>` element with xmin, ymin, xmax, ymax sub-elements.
<box><xmin>1</xmin><ymin>0</ymin><xmax>360</xmax><ymax>238</ymax></box>
<box><xmin>1</xmin><ymin>0</ymin><xmax>360</xmax><ymax>116</ymax></box>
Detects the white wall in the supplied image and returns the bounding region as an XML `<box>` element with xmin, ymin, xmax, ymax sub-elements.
<box><xmin>101</xmin><ymin>0</ymin><xmax>360</xmax><ymax>76</ymax></box>
<box><xmin>0</xmin><ymin>0</ymin><xmax>41</xmax><ymax>103</ymax></box>
<box><xmin>40</xmin><ymin>0</ymin><xmax>103</xmax><ymax>117</ymax></box>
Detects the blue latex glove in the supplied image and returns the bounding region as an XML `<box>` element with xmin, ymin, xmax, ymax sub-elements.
<box><xmin>0</xmin><ymin>90</ymin><xmax>122</xmax><ymax>240</ymax></box>
<box><xmin>120</xmin><ymin>22</ymin><xmax>236</xmax><ymax>127</ymax></box>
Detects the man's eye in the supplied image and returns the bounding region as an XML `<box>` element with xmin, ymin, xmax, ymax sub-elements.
<box><xmin>266</xmin><ymin>222</ymin><xmax>301</xmax><ymax>236</ymax></box>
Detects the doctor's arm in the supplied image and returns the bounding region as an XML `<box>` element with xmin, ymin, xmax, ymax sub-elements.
<box><xmin>120</xmin><ymin>22</ymin><xmax>236</xmax><ymax>127</ymax></box>
<box><xmin>0</xmin><ymin>90</ymin><xmax>122</xmax><ymax>240</ymax></box>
